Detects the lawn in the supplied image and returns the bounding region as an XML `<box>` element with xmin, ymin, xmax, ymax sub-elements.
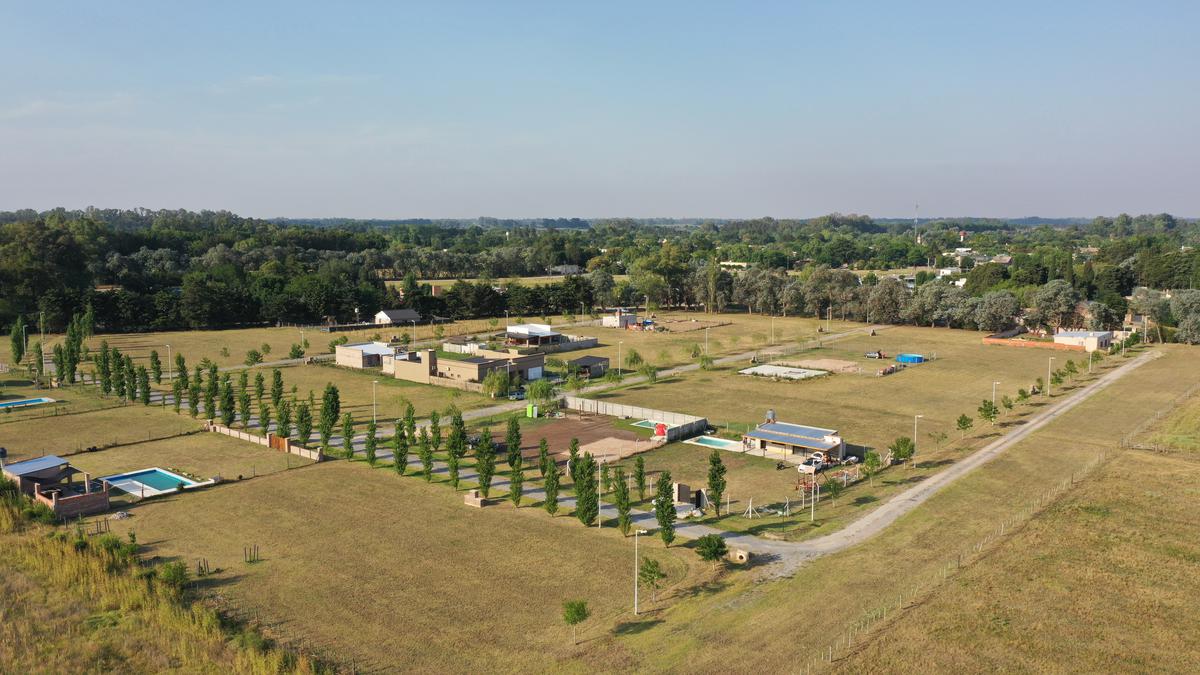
<box><xmin>68</xmin><ymin>432</ymin><xmax>310</xmax><ymax>483</ymax></box>
<box><xmin>553</xmin><ymin>311</ymin><xmax>858</xmax><ymax>372</ymax></box>
<box><xmin>598</xmin><ymin>345</ymin><xmax>1200</xmax><ymax>671</ymax></box>
<box><xmin>0</xmin><ymin>376</ymin><xmax>117</xmax><ymax>423</ymax></box>
<box><xmin>587</xmin><ymin>325</ymin><xmax>1102</xmax><ymax>454</ymax></box>
<box><xmin>100</xmin><ymin>461</ymin><xmax>702</xmax><ymax>672</ymax></box>
<box><xmin>240</xmin><ymin>362</ymin><xmax>494</xmax><ymax>430</ymax></box>
<box><xmin>0</xmin><ymin>402</ymin><xmax>201</xmax><ymax>461</ymax></box>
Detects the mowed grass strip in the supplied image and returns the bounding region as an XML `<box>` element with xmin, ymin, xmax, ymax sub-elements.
<box><xmin>0</xmin><ymin>404</ymin><xmax>201</xmax><ymax>461</ymax></box>
<box><xmin>836</xmin><ymin>447</ymin><xmax>1200</xmax><ymax>672</ymax></box>
<box><xmin>106</xmin><ymin>461</ymin><xmax>699</xmax><ymax>672</ymax></box>
<box><xmin>68</xmin><ymin>432</ymin><xmax>309</xmax><ymax>483</ymax></box>
<box><xmin>603</xmin><ymin>346</ymin><xmax>1200</xmax><ymax>670</ymax></box>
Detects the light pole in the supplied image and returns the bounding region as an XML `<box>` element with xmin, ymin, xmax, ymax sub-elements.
<box><xmin>1047</xmin><ymin>357</ymin><xmax>1055</xmax><ymax>397</ymax></box>
<box><xmin>704</xmin><ymin>328</ymin><xmax>709</xmax><ymax>355</ymax></box>
<box><xmin>372</xmin><ymin>380</ymin><xmax>378</xmax><ymax>424</ymax></box>
<box><xmin>165</xmin><ymin>344</ymin><xmax>172</xmax><ymax>381</ymax></box>
<box><xmin>411</xmin><ymin>320</ymin><xmax>417</xmax><ymax>346</ymax></box>
<box><xmin>992</xmin><ymin>381</ymin><xmax>1000</xmax><ymax>406</ymax></box>
<box><xmin>618</xmin><ymin>340</ymin><xmax>623</xmax><ymax>376</ymax></box>
<box><xmin>505</xmin><ymin>310</ymin><xmax>510</xmax><ymax>328</ymax></box>
<box><xmin>771</xmin><ymin>316</ymin><xmax>775</xmax><ymax>344</ymax></box>
<box><xmin>634</xmin><ymin>528</ymin><xmax>648</xmax><ymax>615</ymax></box>
<box><xmin>913</xmin><ymin>414</ymin><xmax>924</xmax><ymax>468</ymax></box>
<box><xmin>597</xmin><ymin>458</ymin><xmax>604</xmax><ymax>529</ymax></box>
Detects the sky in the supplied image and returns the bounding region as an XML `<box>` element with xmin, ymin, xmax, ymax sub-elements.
<box><xmin>1</xmin><ymin>1</ymin><xmax>1197</xmax><ymax>219</ymax></box>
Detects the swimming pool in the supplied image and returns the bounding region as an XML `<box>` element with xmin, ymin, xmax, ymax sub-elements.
<box><xmin>684</xmin><ymin>435</ymin><xmax>743</xmax><ymax>451</ymax></box>
<box><xmin>631</xmin><ymin>419</ymin><xmax>670</xmax><ymax>430</ymax></box>
<box><xmin>102</xmin><ymin>468</ymin><xmax>198</xmax><ymax>497</ymax></box>
<box><xmin>0</xmin><ymin>397</ymin><xmax>56</xmax><ymax>410</ymax></box>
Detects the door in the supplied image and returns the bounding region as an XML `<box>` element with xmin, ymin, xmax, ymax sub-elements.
<box><xmin>527</xmin><ymin>366</ymin><xmax>543</xmax><ymax>380</ymax></box>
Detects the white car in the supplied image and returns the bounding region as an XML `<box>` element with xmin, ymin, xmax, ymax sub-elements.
<box><xmin>797</xmin><ymin>455</ymin><xmax>825</xmax><ymax>474</ymax></box>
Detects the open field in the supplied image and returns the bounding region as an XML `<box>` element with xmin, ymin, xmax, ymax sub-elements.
<box><xmin>836</xmin><ymin>445</ymin><xmax>1200</xmax><ymax>672</ymax></box>
<box><xmin>99</xmin><ymin>461</ymin><xmax>702</xmax><ymax>671</ymax></box>
<box><xmin>553</xmin><ymin>312</ymin><xmax>858</xmax><ymax>371</ymax></box>
<box><xmin>68</xmin><ymin>432</ymin><xmax>309</xmax><ymax>483</ymax></box>
<box><xmin>589</xmin><ymin>325</ymin><xmax>1093</xmax><ymax>453</ymax></box>
<box><xmin>1149</xmin><ymin>389</ymin><xmax>1200</xmax><ymax>451</ymax></box>
<box><xmin>596</xmin><ymin>346</ymin><xmax>1200</xmax><ymax>670</ymax></box>
<box><xmin>0</xmin><ymin>403</ymin><xmax>201</xmax><ymax>461</ymax></box>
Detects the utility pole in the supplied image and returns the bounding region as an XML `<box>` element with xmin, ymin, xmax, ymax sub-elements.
<box><xmin>1047</xmin><ymin>357</ymin><xmax>1055</xmax><ymax>397</ymax></box>
<box><xmin>634</xmin><ymin>528</ymin><xmax>647</xmax><ymax>615</ymax></box>
<box><xmin>597</xmin><ymin>458</ymin><xmax>603</xmax><ymax>529</ymax></box>
<box><xmin>992</xmin><ymin>381</ymin><xmax>1000</xmax><ymax>405</ymax></box>
<box><xmin>372</xmin><ymin>380</ymin><xmax>378</xmax><ymax>424</ymax></box>
<box><xmin>913</xmin><ymin>414</ymin><xmax>924</xmax><ymax>468</ymax></box>
<box><xmin>166</xmin><ymin>344</ymin><xmax>172</xmax><ymax>381</ymax></box>
<box><xmin>618</xmin><ymin>341</ymin><xmax>623</xmax><ymax>375</ymax></box>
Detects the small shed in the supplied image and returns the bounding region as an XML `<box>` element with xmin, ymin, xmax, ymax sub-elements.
<box><xmin>567</xmin><ymin>355</ymin><xmax>610</xmax><ymax>378</ymax></box>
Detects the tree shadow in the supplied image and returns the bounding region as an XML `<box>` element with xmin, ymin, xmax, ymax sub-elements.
<box><xmin>920</xmin><ymin>458</ymin><xmax>955</xmax><ymax>469</ymax></box>
<box><xmin>613</xmin><ymin>618</ymin><xmax>665</xmax><ymax>636</ymax></box>
<box><xmin>852</xmin><ymin>495</ymin><xmax>879</xmax><ymax>507</ymax></box>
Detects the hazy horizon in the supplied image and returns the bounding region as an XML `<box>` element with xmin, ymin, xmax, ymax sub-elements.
<box><xmin>3</xmin><ymin>1</ymin><xmax>1197</xmax><ymax>218</ymax></box>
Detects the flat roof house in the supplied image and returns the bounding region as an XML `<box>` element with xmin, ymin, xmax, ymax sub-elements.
<box><xmin>505</xmin><ymin>324</ymin><xmax>563</xmax><ymax>348</ymax></box>
<box><xmin>567</xmin><ymin>355</ymin><xmax>610</xmax><ymax>378</ymax></box>
<box><xmin>374</xmin><ymin>309</ymin><xmax>422</xmax><ymax>325</ymax></box>
<box><xmin>393</xmin><ymin>349</ymin><xmax>546</xmax><ymax>386</ymax></box>
<box><xmin>2</xmin><ymin>455</ymin><xmax>110</xmax><ymax>518</ymax></box>
<box><xmin>335</xmin><ymin>342</ymin><xmax>397</xmax><ymax>369</ymax></box>
<box><xmin>1053</xmin><ymin>330</ymin><xmax>1112</xmax><ymax>353</ymax></box>
<box><xmin>743</xmin><ymin>421</ymin><xmax>845</xmax><ymax>460</ymax></box>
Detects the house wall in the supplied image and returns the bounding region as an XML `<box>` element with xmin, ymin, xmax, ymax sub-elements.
<box><xmin>335</xmin><ymin>346</ymin><xmax>368</xmax><ymax>368</ymax></box>
<box><xmin>393</xmin><ymin>352</ymin><xmax>436</xmax><ymax>384</ymax></box>
<box><xmin>982</xmin><ymin>337</ymin><xmax>1085</xmax><ymax>352</ymax></box>
<box><xmin>39</xmin><ymin>490</ymin><xmax>110</xmax><ymax>519</ymax></box>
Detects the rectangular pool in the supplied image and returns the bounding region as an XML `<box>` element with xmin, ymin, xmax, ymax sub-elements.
<box><xmin>684</xmin><ymin>435</ymin><xmax>744</xmax><ymax>451</ymax></box>
<box><xmin>102</xmin><ymin>468</ymin><xmax>198</xmax><ymax>497</ymax></box>
<box><xmin>0</xmin><ymin>396</ymin><xmax>55</xmax><ymax>410</ymax></box>
<box><xmin>631</xmin><ymin>419</ymin><xmax>671</xmax><ymax>430</ymax></box>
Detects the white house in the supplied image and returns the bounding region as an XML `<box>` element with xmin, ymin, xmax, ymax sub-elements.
<box><xmin>375</xmin><ymin>309</ymin><xmax>421</xmax><ymax>325</ymax></box>
<box><xmin>601</xmin><ymin>309</ymin><xmax>638</xmax><ymax>328</ymax></box>
<box><xmin>1053</xmin><ymin>330</ymin><xmax>1113</xmax><ymax>352</ymax></box>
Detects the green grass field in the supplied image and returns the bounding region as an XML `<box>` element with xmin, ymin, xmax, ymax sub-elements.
<box><xmin>0</xmin><ymin>403</ymin><xmax>201</xmax><ymax>461</ymax></box>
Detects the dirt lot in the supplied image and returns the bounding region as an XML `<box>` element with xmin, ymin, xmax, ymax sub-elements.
<box><xmin>779</xmin><ymin>357</ymin><xmax>860</xmax><ymax>374</ymax></box>
<box><xmin>505</xmin><ymin>415</ymin><xmax>656</xmax><ymax>463</ymax></box>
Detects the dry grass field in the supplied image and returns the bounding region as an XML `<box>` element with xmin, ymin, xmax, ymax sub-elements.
<box><xmin>1149</xmin><ymin>390</ymin><xmax>1200</xmax><ymax>451</ymax></box>
<box><xmin>596</xmin><ymin>345</ymin><xmax>1200</xmax><ymax>670</ymax></box>
<box><xmin>835</xmin><ymin>445</ymin><xmax>1200</xmax><ymax>672</ymax></box>
<box><xmin>0</xmin><ymin>403</ymin><xmax>201</xmax><ymax>461</ymax></box>
<box><xmin>101</xmin><ymin>461</ymin><xmax>702</xmax><ymax>672</ymax></box>
<box><xmin>590</xmin><ymin>325</ymin><xmax>1092</xmax><ymax>452</ymax></box>
<box><xmin>67</xmin><ymin>432</ymin><xmax>310</xmax><ymax>483</ymax></box>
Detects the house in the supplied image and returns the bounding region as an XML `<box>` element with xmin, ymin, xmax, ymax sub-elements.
<box><xmin>990</xmin><ymin>254</ymin><xmax>1013</xmax><ymax>265</ymax></box>
<box><xmin>374</xmin><ymin>309</ymin><xmax>422</xmax><ymax>325</ymax></box>
<box><xmin>567</xmin><ymin>355</ymin><xmax>609</xmax><ymax>379</ymax></box>
<box><xmin>2</xmin><ymin>455</ymin><xmax>110</xmax><ymax>518</ymax></box>
<box><xmin>335</xmin><ymin>342</ymin><xmax>397</xmax><ymax>369</ymax></box>
<box><xmin>393</xmin><ymin>349</ymin><xmax>546</xmax><ymax>386</ymax></box>
<box><xmin>548</xmin><ymin>264</ymin><xmax>582</xmax><ymax>275</ymax></box>
<box><xmin>936</xmin><ymin>268</ymin><xmax>959</xmax><ymax>278</ymax></box>
<box><xmin>1053</xmin><ymin>330</ymin><xmax>1113</xmax><ymax>353</ymax></box>
<box><xmin>505</xmin><ymin>324</ymin><xmax>563</xmax><ymax>348</ymax></box>
<box><xmin>742</xmin><ymin>420</ymin><xmax>845</xmax><ymax>461</ymax></box>
<box><xmin>601</xmin><ymin>309</ymin><xmax>638</xmax><ymax>328</ymax></box>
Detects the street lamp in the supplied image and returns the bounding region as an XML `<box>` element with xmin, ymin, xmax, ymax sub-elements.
<box><xmin>992</xmin><ymin>381</ymin><xmax>1000</xmax><ymax>405</ymax></box>
<box><xmin>912</xmin><ymin>414</ymin><xmax>924</xmax><ymax>468</ymax></box>
<box><xmin>618</xmin><ymin>340</ymin><xmax>623</xmax><ymax>375</ymax></box>
<box><xmin>1047</xmin><ymin>357</ymin><xmax>1055</xmax><ymax>397</ymax></box>
<box><xmin>372</xmin><ymin>380</ymin><xmax>378</xmax><ymax>424</ymax></box>
<box><xmin>704</xmin><ymin>328</ymin><xmax>709</xmax><ymax>355</ymax></box>
<box><xmin>597</xmin><ymin>458</ymin><xmax>604</xmax><ymax>529</ymax></box>
<box><xmin>165</xmin><ymin>344</ymin><xmax>173</xmax><ymax>382</ymax></box>
<box><xmin>634</xmin><ymin>528</ymin><xmax>649</xmax><ymax>615</ymax></box>
<box><xmin>411</xmin><ymin>320</ymin><xmax>417</xmax><ymax>346</ymax></box>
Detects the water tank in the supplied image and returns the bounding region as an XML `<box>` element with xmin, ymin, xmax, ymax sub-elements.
<box><xmin>766</xmin><ymin>409</ymin><xmax>776</xmax><ymax>423</ymax></box>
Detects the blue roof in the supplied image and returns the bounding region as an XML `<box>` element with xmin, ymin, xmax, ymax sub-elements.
<box><xmin>744</xmin><ymin>429</ymin><xmax>839</xmax><ymax>450</ymax></box>
<box><xmin>757</xmin><ymin>421</ymin><xmax>837</xmax><ymax>439</ymax></box>
<box><xmin>3</xmin><ymin>455</ymin><xmax>68</xmax><ymax>476</ymax></box>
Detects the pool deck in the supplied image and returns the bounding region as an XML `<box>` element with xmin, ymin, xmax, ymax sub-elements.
<box><xmin>101</xmin><ymin>467</ymin><xmax>204</xmax><ymax>498</ymax></box>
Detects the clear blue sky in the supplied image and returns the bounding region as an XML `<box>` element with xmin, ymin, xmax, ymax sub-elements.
<box><xmin>2</xmin><ymin>1</ymin><xmax>1196</xmax><ymax>219</ymax></box>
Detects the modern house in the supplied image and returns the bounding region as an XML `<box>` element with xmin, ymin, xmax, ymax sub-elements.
<box><xmin>548</xmin><ymin>264</ymin><xmax>583</xmax><ymax>275</ymax></box>
<box><xmin>742</xmin><ymin>420</ymin><xmax>845</xmax><ymax>461</ymax></box>
<box><xmin>1053</xmin><ymin>330</ymin><xmax>1113</xmax><ymax>352</ymax></box>
<box><xmin>335</xmin><ymin>342</ymin><xmax>397</xmax><ymax>369</ymax></box>
<box><xmin>601</xmin><ymin>309</ymin><xmax>638</xmax><ymax>328</ymax></box>
<box><xmin>567</xmin><ymin>355</ymin><xmax>610</xmax><ymax>378</ymax></box>
<box><xmin>374</xmin><ymin>309</ymin><xmax>422</xmax><ymax>325</ymax></box>
<box><xmin>505</xmin><ymin>324</ymin><xmax>564</xmax><ymax>348</ymax></box>
<box><xmin>392</xmin><ymin>349</ymin><xmax>545</xmax><ymax>386</ymax></box>
<box><xmin>2</xmin><ymin>455</ymin><xmax>110</xmax><ymax>518</ymax></box>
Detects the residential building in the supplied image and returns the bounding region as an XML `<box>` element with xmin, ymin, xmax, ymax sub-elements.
<box><xmin>601</xmin><ymin>309</ymin><xmax>638</xmax><ymax>328</ymax></box>
<box><xmin>374</xmin><ymin>309</ymin><xmax>422</xmax><ymax>325</ymax></box>
<box><xmin>567</xmin><ymin>355</ymin><xmax>610</xmax><ymax>378</ymax></box>
<box><xmin>2</xmin><ymin>455</ymin><xmax>110</xmax><ymax>518</ymax></box>
<box><xmin>335</xmin><ymin>342</ymin><xmax>397</xmax><ymax>369</ymax></box>
<box><xmin>505</xmin><ymin>323</ymin><xmax>563</xmax><ymax>348</ymax></box>
<box><xmin>392</xmin><ymin>349</ymin><xmax>546</xmax><ymax>386</ymax></box>
<box><xmin>1053</xmin><ymin>330</ymin><xmax>1113</xmax><ymax>352</ymax></box>
<box><xmin>742</xmin><ymin>421</ymin><xmax>845</xmax><ymax>460</ymax></box>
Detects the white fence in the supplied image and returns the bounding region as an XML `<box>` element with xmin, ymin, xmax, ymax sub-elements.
<box><xmin>560</xmin><ymin>396</ymin><xmax>707</xmax><ymax>441</ymax></box>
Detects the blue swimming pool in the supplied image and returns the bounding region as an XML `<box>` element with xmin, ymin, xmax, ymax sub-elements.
<box><xmin>685</xmin><ymin>435</ymin><xmax>743</xmax><ymax>451</ymax></box>
<box><xmin>0</xmin><ymin>397</ymin><xmax>55</xmax><ymax>410</ymax></box>
<box><xmin>102</xmin><ymin>468</ymin><xmax>198</xmax><ymax>496</ymax></box>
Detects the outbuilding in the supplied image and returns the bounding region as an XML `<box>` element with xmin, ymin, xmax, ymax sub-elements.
<box><xmin>567</xmin><ymin>355</ymin><xmax>610</xmax><ymax>379</ymax></box>
<box><xmin>1053</xmin><ymin>330</ymin><xmax>1112</xmax><ymax>353</ymax></box>
<box><xmin>374</xmin><ymin>309</ymin><xmax>422</xmax><ymax>325</ymax></box>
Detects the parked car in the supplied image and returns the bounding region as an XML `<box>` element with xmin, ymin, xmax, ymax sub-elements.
<box><xmin>508</xmin><ymin>389</ymin><xmax>526</xmax><ymax>401</ymax></box>
<box><xmin>797</xmin><ymin>454</ymin><xmax>825</xmax><ymax>474</ymax></box>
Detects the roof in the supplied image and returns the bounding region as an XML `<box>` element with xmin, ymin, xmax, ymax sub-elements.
<box><xmin>758</xmin><ymin>421</ymin><xmax>837</xmax><ymax>439</ymax></box>
<box><xmin>376</xmin><ymin>309</ymin><xmax>421</xmax><ymax>322</ymax></box>
<box><xmin>342</xmin><ymin>342</ymin><xmax>396</xmax><ymax>356</ymax></box>
<box><xmin>568</xmin><ymin>355</ymin><xmax>610</xmax><ymax>367</ymax></box>
<box><xmin>3</xmin><ymin>455</ymin><xmax>69</xmax><ymax>476</ymax></box>
<box><xmin>743</xmin><ymin>429</ymin><xmax>839</xmax><ymax>451</ymax></box>
<box><xmin>1055</xmin><ymin>331</ymin><xmax>1112</xmax><ymax>339</ymax></box>
<box><xmin>506</xmin><ymin>324</ymin><xmax>560</xmax><ymax>337</ymax></box>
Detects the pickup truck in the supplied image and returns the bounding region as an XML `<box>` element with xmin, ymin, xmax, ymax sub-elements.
<box><xmin>797</xmin><ymin>452</ymin><xmax>826</xmax><ymax>474</ymax></box>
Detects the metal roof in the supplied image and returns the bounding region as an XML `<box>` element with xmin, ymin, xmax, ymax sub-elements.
<box><xmin>1055</xmin><ymin>331</ymin><xmax>1112</xmax><ymax>338</ymax></box>
<box><xmin>757</xmin><ymin>421</ymin><xmax>837</xmax><ymax>439</ymax></box>
<box><xmin>743</xmin><ymin>429</ymin><xmax>839</xmax><ymax>451</ymax></box>
<box><xmin>506</xmin><ymin>324</ymin><xmax>560</xmax><ymax>337</ymax></box>
<box><xmin>3</xmin><ymin>455</ymin><xmax>68</xmax><ymax>476</ymax></box>
<box><xmin>344</xmin><ymin>342</ymin><xmax>396</xmax><ymax>356</ymax></box>
<box><xmin>568</xmin><ymin>355</ymin><xmax>610</xmax><ymax>366</ymax></box>
<box><xmin>376</xmin><ymin>309</ymin><xmax>421</xmax><ymax>321</ymax></box>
